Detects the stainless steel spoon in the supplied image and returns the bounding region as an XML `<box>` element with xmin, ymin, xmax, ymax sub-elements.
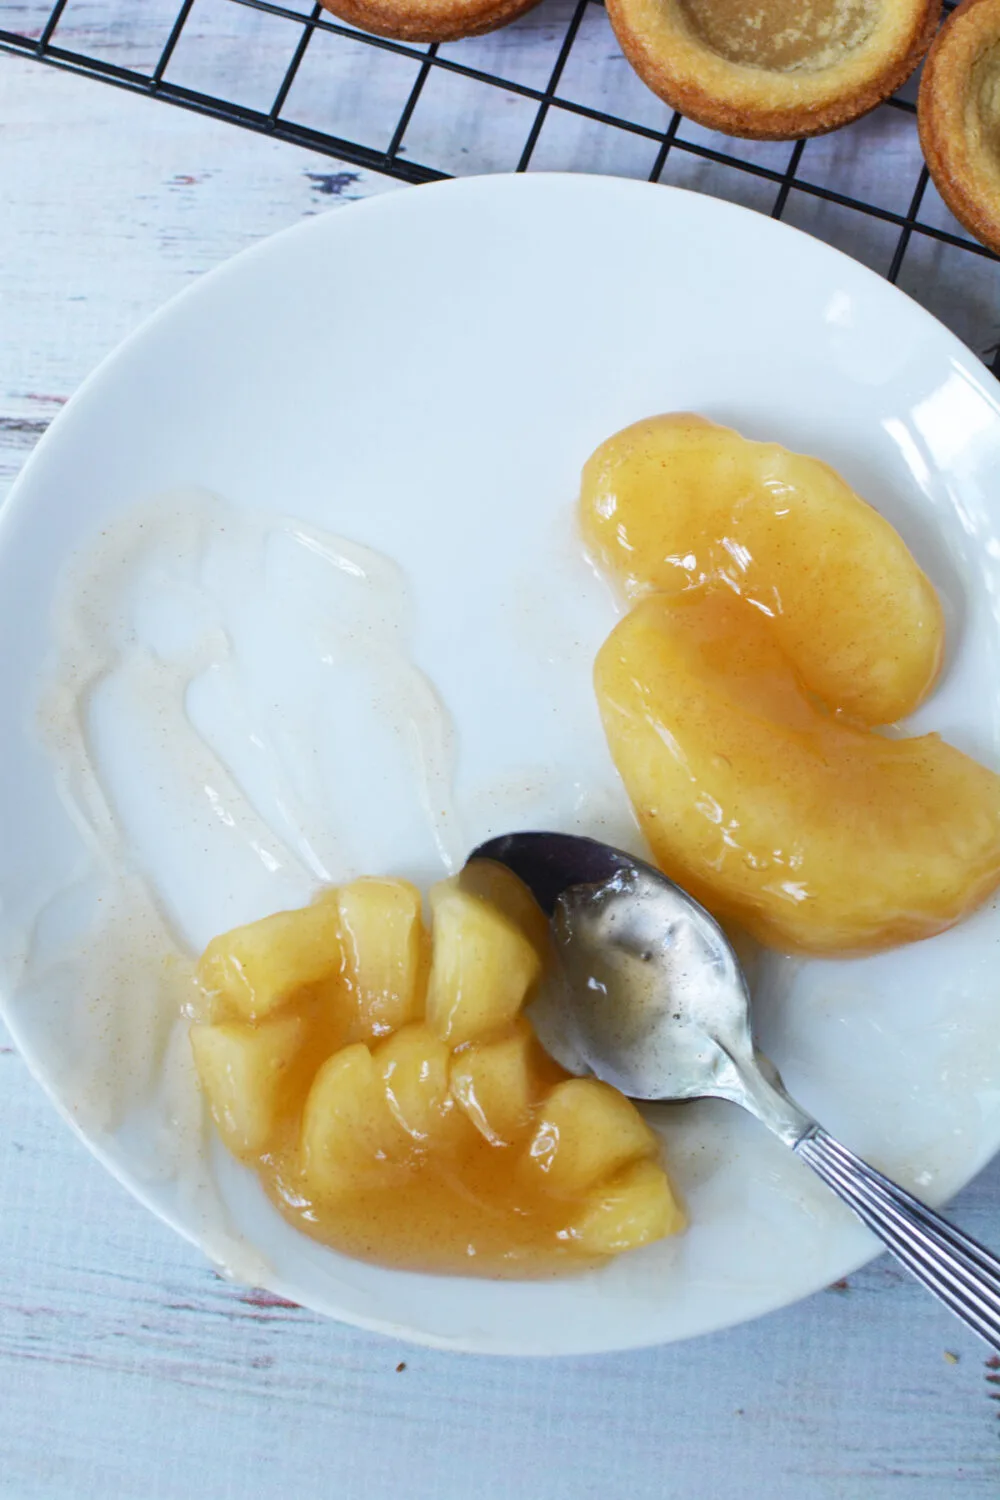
<box><xmin>471</xmin><ymin>830</ymin><xmax>1000</xmax><ymax>1351</ymax></box>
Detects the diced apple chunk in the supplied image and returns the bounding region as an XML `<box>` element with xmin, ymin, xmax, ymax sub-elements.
<box><xmin>376</xmin><ymin>1023</ymin><xmax>453</xmax><ymax>1142</ymax></box>
<box><xmin>190</xmin><ymin>1014</ymin><xmax>305</xmax><ymax>1156</ymax></box>
<box><xmin>569</xmin><ymin>1159</ymin><xmax>685</xmax><ymax>1255</ymax></box>
<box><xmin>451</xmin><ymin>1019</ymin><xmax>547</xmax><ymax>1146</ymax></box>
<box><xmin>457</xmin><ymin>861</ymin><xmax>550</xmax><ymax>962</ymax></box>
<box><xmin>336</xmin><ymin>877</ymin><xmax>426</xmax><ymax>1037</ymax></box>
<box><xmin>301</xmin><ymin>1043</ymin><xmax>397</xmax><ymax>1200</ymax></box>
<box><xmin>425</xmin><ymin>879</ymin><xmax>541</xmax><ymax>1046</ymax></box>
<box><xmin>196</xmin><ymin>898</ymin><xmax>341</xmax><ymax>1020</ymax></box>
<box><xmin>523</xmin><ymin>1078</ymin><xmax>658</xmax><ymax>1195</ymax></box>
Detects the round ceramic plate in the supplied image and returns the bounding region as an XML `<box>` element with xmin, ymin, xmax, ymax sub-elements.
<box><xmin>2</xmin><ymin>174</ymin><xmax>1000</xmax><ymax>1357</ymax></box>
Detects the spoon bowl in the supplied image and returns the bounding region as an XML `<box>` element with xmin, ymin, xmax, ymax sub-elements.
<box><xmin>471</xmin><ymin>831</ymin><xmax>1000</xmax><ymax>1353</ymax></box>
<box><xmin>472</xmin><ymin>832</ymin><xmax>807</xmax><ymax>1132</ymax></box>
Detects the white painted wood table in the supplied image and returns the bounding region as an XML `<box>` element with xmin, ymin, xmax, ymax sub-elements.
<box><xmin>2</xmin><ymin>10</ymin><xmax>1000</xmax><ymax>1496</ymax></box>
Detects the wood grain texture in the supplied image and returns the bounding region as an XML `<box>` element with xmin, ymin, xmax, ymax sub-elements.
<box><xmin>2</xmin><ymin>25</ymin><xmax>1000</xmax><ymax>1500</ymax></box>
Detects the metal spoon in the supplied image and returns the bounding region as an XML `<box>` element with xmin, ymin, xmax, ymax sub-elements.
<box><xmin>471</xmin><ymin>830</ymin><xmax>1000</xmax><ymax>1352</ymax></box>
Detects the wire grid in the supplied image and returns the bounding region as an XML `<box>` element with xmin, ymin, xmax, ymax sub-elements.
<box><xmin>1</xmin><ymin>0</ymin><xmax>998</xmax><ymax>370</ymax></box>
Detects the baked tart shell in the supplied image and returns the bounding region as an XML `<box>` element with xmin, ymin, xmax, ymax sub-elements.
<box><xmin>319</xmin><ymin>0</ymin><xmax>542</xmax><ymax>42</ymax></box>
<box><xmin>918</xmin><ymin>0</ymin><xmax>1000</xmax><ymax>254</ymax></box>
<box><xmin>606</xmin><ymin>0</ymin><xmax>942</xmax><ymax>140</ymax></box>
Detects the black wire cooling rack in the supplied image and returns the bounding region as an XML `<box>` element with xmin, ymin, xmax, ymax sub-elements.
<box><xmin>2</xmin><ymin>0</ymin><xmax>998</xmax><ymax>369</ymax></box>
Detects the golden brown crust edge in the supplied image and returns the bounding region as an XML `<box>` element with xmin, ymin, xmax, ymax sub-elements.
<box><xmin>918</xmin><ymin>0</ymin><xmax>1000</xmax><ymax>254</ymax></box>
<box><xmin>319</xmin><ymin>0</ymin><xmax>541</xmax><ymax>43</ymax></box>
<box><xmin>606</xmin><ymin>0</ymin><xmax>942</xmax><ymax>141</ymax></box>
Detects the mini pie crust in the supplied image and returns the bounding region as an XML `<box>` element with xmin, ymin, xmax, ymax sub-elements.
<box><xmin>606</xmin><ymin>0</ymin><xmax>942</xmax><ymax>140</ymax></box>
<box><xmin>919</xmin><ymin>0</ymin><xmax>1000</xmax><ymax>253</ymax></box>
<box><xmin>319</xmin><ymin>0</ymin><xmax>541</xmax><ymax>42</ymax></box>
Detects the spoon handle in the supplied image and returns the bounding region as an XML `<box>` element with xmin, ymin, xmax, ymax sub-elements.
<box><xmin>795</xmin><ymin>1128</ymin><xmax>1000</xmax><ymax>1352</ymax></box>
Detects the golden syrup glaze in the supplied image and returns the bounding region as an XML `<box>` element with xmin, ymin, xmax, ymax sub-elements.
<box><xmin>262</xmin><ymin>1026</ymin><xmax>588</xmax><ymax>1276</ymax></box>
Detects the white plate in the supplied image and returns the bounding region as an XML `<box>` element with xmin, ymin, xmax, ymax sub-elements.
<box><xmin>2</xmin><ymin>174</ymin><xmax>1000</xmax><ymax>1357</ymax></box>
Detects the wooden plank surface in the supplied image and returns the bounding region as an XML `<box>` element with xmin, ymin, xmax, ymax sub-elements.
<box><xmin>2</xmin><ymin>24</ymin><xmax>1000</xmax><ymax>1500</ymax></box>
